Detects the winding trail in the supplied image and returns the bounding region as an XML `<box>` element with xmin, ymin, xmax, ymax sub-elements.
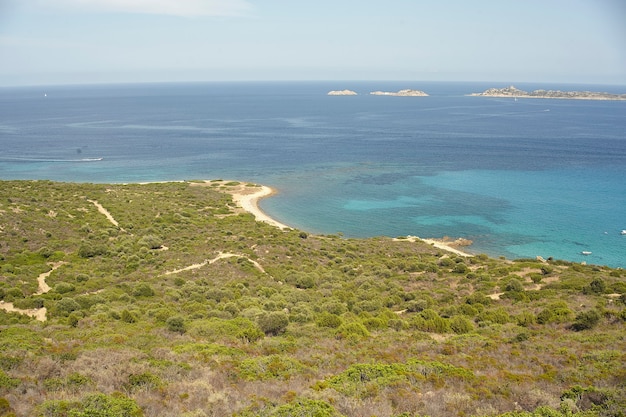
<box><xmin>0</xmin><ymin>261</ymin><xmax>65</xmax><ymax>321</ymax></box>
<box><xmin>163</xmin><ymin>252</ymin><xmax>267</xmax><ymax>276</ymax></box>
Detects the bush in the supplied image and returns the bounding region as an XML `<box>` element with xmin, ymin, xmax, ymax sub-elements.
<box><xmin>0</xmin><ymin>397</ymin><xmax>14</xmax><ymax>416</ymax></box>
<box><xmin>238</xmin><ymin>355</ymin><xmax>307</xmax><ymax>381</ymax></box>
<box><xmin>258</xmin><ymin>311</ymin><xmax>289</xmax><ymax>336</ymax></box>
<box><xmin>0</xmin><ymin>370</ymin><xmax>19</xmax><ymax>389</ymax></box>
<box><xmin>571</xmin><ymin>310</ymin><xmax>601</xmax><ymax>331</ymax></box>
<box><xmin>166</xmin><ymin>316</ymin><xmax>186</xmax><ymax>334</ymax></box>
<box><xmin>450</xmin><ymin>316</ymin><xmax>474</xmax><ymax>334</ymax></box>
<box><xmin>54</xmin><ymin>298</ymin><xmax>81</xmax><ymax>317</ymax></box>
<box><xmin>537</xmin><ymin>302</ymin><xmax>574</xmax><ymax>325</ymax></box>
<box><xmin>125</xmin><ymin>372</ymin><xmax>163</xmax><ymax>392</ymax></box>
<box><xmin>316</xmin><ymin>312</ymin><xmax>342</xmax><ymax>328</ymax></box>
<box><xmin>584</xmin><ymin>278</ymin><xmax>606</xmax><ymax>294</ymax></box>
<box><xmin>54</xmin><ymin>282</ymin><xmax>75</xmax><ymax>294</ymax></box>
<box><xmin>77</xmin><ymin>244</ymin><xmax>107</xmax><ymax>258</ymax></box>
<box><xmin>120</xmin><ymin>310</ymin><xmax>137</xmax><ymax>323</ymax></box>
<box><xmin>505</xmin><ymin>278</ymin><xmax>524</xmax><ymax>292</ymax></box>
<box><xmin>336</xmin><ymin>322</ymin><xmax>370</xmax><ymax>340</ymax></box>
<box><xmin>132</xmin><ymin>283</ymin><xmax>154</xmax><ymax>297</ymax></box>
<box><xmin>138</xmin><ymin>235</ymin><xmax>162</xmax><ymax>250</ymax></box>
<box><xmin>38</xmin><ymin>392</ymin><xmax>143</xmax><ymax>417</ymax></box>
<box><xmin>272</xmin><ymin>398</ymin><xmax>342</xmax><ymax>417</ymax></box>
<box><xmin>477</xmin><ymin>308</ymin><xmax>510</xmax><ymax>325</ymax></box>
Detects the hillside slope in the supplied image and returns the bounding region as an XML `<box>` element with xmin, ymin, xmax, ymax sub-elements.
<box><xmin>0</xmin><ymin>180</ymin><xmax>624</xmax><ymax>417</ymax></box>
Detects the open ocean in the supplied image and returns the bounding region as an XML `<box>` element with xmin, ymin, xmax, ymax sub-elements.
<box><xmin>1</xmin><ymin>81</ymin><xmax>625</xmax><ymax>268</ymax></box>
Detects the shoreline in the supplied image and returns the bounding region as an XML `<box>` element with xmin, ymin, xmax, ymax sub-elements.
<box><xmin>230</xmin><ymin>184</ymin><xmax>292</xmax><ymax>230</ymax></box>
<box><xmin>190</xmin><ymin>180</ymin><xmax>291</xmax><ymax>230</ymax></box>
<box><xmin>204</xmin><ymin>180</ymin><xmax>474</xmax><ymax>256</ymax></box>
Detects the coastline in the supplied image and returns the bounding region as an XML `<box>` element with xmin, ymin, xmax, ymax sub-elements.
<box><xmin>230</xmin><ymin>184</ymin><xmax>292</xmax><ymax>230</ymax></box>
<box><xmin>191</xmin><ymin>180</ymin><xmax>291</xmax><ymax>230</ymax></box>
<box><xmin>203</xmin><ymin>180</ymin><xmax>474</xmax><ymax>256</ymax></box>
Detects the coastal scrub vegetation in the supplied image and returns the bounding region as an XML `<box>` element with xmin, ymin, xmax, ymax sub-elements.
<box><xmin>0</xmin><ymin>180</ymin><xmax>624</xmax><ymax>417</ymax></box>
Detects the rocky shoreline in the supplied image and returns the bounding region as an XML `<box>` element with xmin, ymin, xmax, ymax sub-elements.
<box><xmin>470</xmin><ymin>85</ymin><xmax>626</xmax><ymax>100</ymax></box>
<box><xmin>328</xmin><ymin>88</ymin><xmax>430</xmax><ymax>96</ymax></box>
<box><xmin>370</xmin><ymin>89</ymin><xmax>429</xmax><ymax>97</ymax></box>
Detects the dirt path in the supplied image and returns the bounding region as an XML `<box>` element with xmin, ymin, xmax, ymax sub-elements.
<box><xmin>163</xmin><ymin>252</ymin><xmax>266</xmax><ymax>276</ymax></box>
<box><xmin>88</xmin><ymin>199</ymin><xmax>127</xmax><ymax>232</ymax></box>
<box><xmin>0</xmin><ymin>261</ymin><xmax>65</xmax><ymax>321</ymax></box>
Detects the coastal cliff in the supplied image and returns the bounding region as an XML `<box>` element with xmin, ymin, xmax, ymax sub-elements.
<box><xmin>370</xmin><ymin>89</ymin><xmax>429</xmax><ymax>97</ymax></box>
<box><xmin>470</xmin><ymin>85</ymin><xmax>626</xmax><ymax>100</ymax></box>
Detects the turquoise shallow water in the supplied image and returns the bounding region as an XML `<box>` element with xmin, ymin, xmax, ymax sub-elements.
<box><xmin>1</xmin><ymin>81</ymin><xmax>625</xmax><ymax>267</ymax></box>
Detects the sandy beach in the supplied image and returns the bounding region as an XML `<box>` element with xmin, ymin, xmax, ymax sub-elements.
<box><xmin>192</xmin><ymin>180</ymin><xmax>291</xmax><ymax>230</ymax></box>
<box><xmin>196</xmin><ymin>180</ymin><xmax>473</xmax><ymax>256</ymax></box>
<box><xmin>230</xmin><ymin>185</ymin><xmax>291</xmax><ymax>230</ymax></box>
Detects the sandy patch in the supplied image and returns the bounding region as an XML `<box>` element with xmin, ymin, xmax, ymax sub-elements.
<box><xmin>193</xmin><ymin>180</ymin><xmax>291</xmax><ymax>230</ymax></box>
<box><xmin>395</xmin><ymin>236</ymin><xmax>473</xmax><ymax>257</ymax></box>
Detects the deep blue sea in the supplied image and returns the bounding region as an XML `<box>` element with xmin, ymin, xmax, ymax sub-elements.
<box><xmin>1</xmin><ymin>81</ymin><xmax>625</xmax><ymax>267</ymax></box>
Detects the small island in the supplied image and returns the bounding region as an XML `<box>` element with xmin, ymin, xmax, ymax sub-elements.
<box><xmin>470</xmin><ymin>85</ymin><xmax>626</xmax><ymax>100</ymax></box>
<box><xmin>370</xmin><ymin>89</ymin><xmax>429</xmax><ymax>97</ymax></box>
<box><xmin>327</xmin><ymin>89</ymin><xmax>358</xmax><ymax>96</ymax></box>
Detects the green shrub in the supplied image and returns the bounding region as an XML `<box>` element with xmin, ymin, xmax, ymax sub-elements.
<box><xmin>450</xmin><ymin>316</ymin><xmax>474</xmax><ymax>334</ymax></box>
<box><xmin>584</xmin><ymin>278</ymin><xmax>606</xmax><ymax>294</ymax></box>
<box><xmin>406</xmin><ymin>299</ymin><xmax>428</xmax><ymax>313</ymax></box>
<box><xmin>0</xmin><ymin>397</ymin><xmax>14</xmax><ymax>416</ymax></box>
<box><xmin>166</xmin><ymin>316</ymin><xmax>186</xmax><ymax>334</ymax></box>
<box><xmin>505</xmin><ymin>278</ymin><xmax>524</xmax><ymax>292</ymax></box>
<box><xmin>38</xmin><ymin>392</ymin><xmax>143</xmax><ymax>417</ymax></box>
<box><xmin>53</xmin><ymin>298</ymin><xmax>81</xmax><ymax>317</ymax></box>
<box><xmin>322</xmin><ymin>359</ymin><xmax>474</xmax><ymax>397</ymax></box>
<box><xmin>125</xmin><ymin>372</ymin><xmax>163</xmax><ymax>392</ymax></box>
<box><xmin>537</xmin><ymin>302</ymin><xmax>574</xmax><ymax>325</ymax></box>
<box><xmin>43</xmin><ymin>372</ymin><xmax>91</xmax><ymax>392</ymax></box>
<box><xmin>120</xmin><ymin>310</ymin><xmax>137</xmax><ymax>323</ymax></box>
<box><xmin>336</xmin><ymin>322</ymin><xmax>370</xmax><ymax>340</ymax></box>
<box><xmin>477</xmin><ymin>308</ymin><xmax>511</xmax><ymax>325</ymax></box>
<box><xmin>132</xmin><ymin>283</ymin><xmax>154</xmax><ymax>297</ymax></box>
<box><xmin>77</xmin><ymin>244</ymin><xmax>107</xmax><ymax>258</ymax></box>
<box><xmin>53</xmin><ymin>282</ymin><xmax>75</xmax><ymax>294</ymax></box>
<box><xmin>188</xmin><ymin>318</ymin><xmax>264</xmax><ymax>343</ymax></box>
<box><xmin>272</xmin><ymin>398</ymin><xmax>343</xmax><ymax>417</ymax></box>
<box><xmin>411</xmin><ymin>309</ymin><xmax>451</xmax><ymax>333</ymax></box>
<box><xmin>257</xmin><ymin>312</ymin><xmax>289</xmax><ymax>336</ymax></box>
<box><xmin>0</xmin><ymin>370</ymin><xmax>18</xmax><ymax>389</ymax></box>
<box><xmin>238</xmin><ymin>355</ymin><xmax>307</xmax><ymax>381</ymax></box>
<box><xmin>138</xmin><ymin>235</ymin><xmax>162</xmax><ymax>250</ymax></box>
<box><xmin>571</xmin><ymin>310</ymin><xmax>601</xmax><ymax>331</ymax></box>
<box><xmin>516</xmin><ymin>311</ymin><xmax>537</xmax><ymax>327</ymax></box>
<box><xmin>316</xmin><ymin>312</ymin><xmax>342</xmax><ymax>328</ymax></box>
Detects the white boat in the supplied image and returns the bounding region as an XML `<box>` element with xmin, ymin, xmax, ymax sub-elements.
<box><xmin>581</xmin><ymin>251</ymin><xmax>592</xmax><ymax>255</ymax></box>
<box><xmin>621</xmin><ymin>230</ymin><xmax>626</xmax><ymax>235</ymax></box>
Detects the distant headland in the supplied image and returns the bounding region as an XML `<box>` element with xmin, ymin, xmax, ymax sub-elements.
<box><xmin>470</xmin><ymin>85</ymin><xmax>626</xmax><ymax>100</ymax></box>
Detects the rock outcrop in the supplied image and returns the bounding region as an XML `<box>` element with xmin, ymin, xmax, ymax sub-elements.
<box><xmin>470</xmin><ymin>85</ymin><xmax>626</xmax><ymax>100</ymax></box>
<box><xmin>370</xmin><ymin>89</ymin><xmax>429</xmax><ymax>97</ymax></box>
<box><xmin>327</xmin><ymin>90</ymin><xmax>358</xmax><ymax>96</ymax></box>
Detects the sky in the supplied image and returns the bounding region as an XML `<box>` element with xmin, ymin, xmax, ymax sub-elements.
<box><xmin>0</xmin><ymin>0</ymin><xmax>625</xmax><ymax>86</ymax></box>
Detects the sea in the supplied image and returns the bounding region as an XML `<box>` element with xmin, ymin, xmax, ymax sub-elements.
<box><xmin>1</xmin><ymin>81</ymin><xmax>625</xmax><ymax>268</ymax></box>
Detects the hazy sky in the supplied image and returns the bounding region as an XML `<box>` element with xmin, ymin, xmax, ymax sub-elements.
<box><xmin>1</xmin><ymin>0</ymin><xmax>625</xmax><ymax>86</ymax></box>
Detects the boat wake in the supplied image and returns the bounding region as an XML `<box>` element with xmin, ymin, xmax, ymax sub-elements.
<box><xmin>0</xmin><ymin>157</ymin><xmax>103</xmax><ymax>163</ymax></box>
